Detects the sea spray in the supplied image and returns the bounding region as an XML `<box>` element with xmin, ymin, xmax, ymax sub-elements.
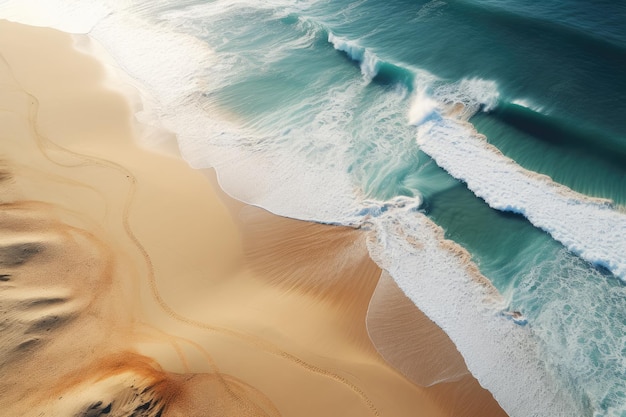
<box><xmin>407</xmin><ymin>89</ymin><xmax>438</xmax><ymax>126</ymax></box>
<box><xmin>328</xmin><ymin>32</ymin><xmax>380</xmax><ymax>80</ymax></box>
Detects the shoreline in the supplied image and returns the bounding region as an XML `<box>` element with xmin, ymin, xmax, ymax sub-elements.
<box><xmin>0</xmin><ymin>19</ymin><xmax>506</xmax><ymax>416</ymax></box>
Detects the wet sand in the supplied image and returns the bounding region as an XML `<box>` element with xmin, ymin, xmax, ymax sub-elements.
<box><xmin>0</xmin><ymin>20</ymin><xmax>507</xmax><ymax>417</ymax></box>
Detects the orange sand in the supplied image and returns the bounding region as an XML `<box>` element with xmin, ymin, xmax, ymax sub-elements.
<box><xmin>0</xmin><ymin>20</ymin><xmax>507</xmax><ymax>417</ymax></box>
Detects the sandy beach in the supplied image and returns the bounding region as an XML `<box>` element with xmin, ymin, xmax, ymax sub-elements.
<box><xmin>0</xmin><ymin>20</ymin><xmax>507</xmax><ymax>417</ymax></box>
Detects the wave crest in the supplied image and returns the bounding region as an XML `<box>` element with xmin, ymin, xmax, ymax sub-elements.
<box><xmin>328</xmin><ymin>32</ymin><xmax>380</xmax><ymax>80</ymax></box>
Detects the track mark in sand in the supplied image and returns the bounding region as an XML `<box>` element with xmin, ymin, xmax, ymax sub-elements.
<box><xmin>140</xmin><ymin>232</ymin><xmax>381</xmax><ymax>417</ymax></box>
<box><xmin>135</xmin><ymin>326</ymin><xmax>283</xmax><ymax>417</ymax></box>
<box><xmin>279</xmin><ymin>351</ymin><xmax>380</xmax><ymax>417</ymax></box>
<box><xmin>1</xmin><ymin>52</ymin><xmax>382</xmax><ymax>417</ymax></box>
<box><xmin>135</xmin><ymin>327</ymin><xmax>193</xmax><ymax>373</ymax></box>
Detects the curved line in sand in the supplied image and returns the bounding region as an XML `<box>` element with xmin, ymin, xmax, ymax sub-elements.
<box><xmin>6</xmin><ymin>56</ymin><xmax>382</xmax><ymax>416</ymax></box>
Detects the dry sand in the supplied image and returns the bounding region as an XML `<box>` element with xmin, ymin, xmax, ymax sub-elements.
<box><xmin>0</xmin><ymin>20</ymin><xmax>507</xmax><ymax>417</ymax></box>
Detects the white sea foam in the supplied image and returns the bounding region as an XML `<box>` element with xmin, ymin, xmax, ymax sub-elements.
<box><xmin>405</xmin><ymin>75</ymin><xmax>626</xmax><ymax>282</ymax></box>
<box><xmin>328</xmin><ymin>32</ymin><xmax>380</xmax><ymax>80</ymax></box>
<box><xmin>407</xmin><ymin>89</ymin><xmax>438</xmax><ymax>126</ymax></box>
<box><xmin>408</xmin><ymin>76</ymin><xmax>499</xmax><ymax>124</ymax></box>
<box><xmin>415</xmin><ymin>115</ymin><xmax>626</xmax><ymax>281</ymax></box>
<box><xmin>200</xmin><ymin>86</ymin><xmax>365</xmax><ymax>222</ymax></box>
<box><xmin>93</xmin><ymin>10</ymin><xmax>363</xmax><ymax>222</ymax></box>
<box><xmin>362</xmin><ymin>199</ymin><xmax>582</xmax><ymax>416</ymax></box>
<box><xmin>430</xmin><ymin>77</ymin><xmax>500</xmax><ymax>117</ymax></box>
<box><xmin>511</xmin><ymin>98</ymin><xmax>546</xmax><ymax>113</ymax></box>
<box><xmin>516</xmin><ymin>247</ymin><xmax>626</xmax><ymax>417</ymax></box>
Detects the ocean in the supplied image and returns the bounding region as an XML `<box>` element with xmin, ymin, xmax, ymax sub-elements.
<box><xmin>2</xmin><ymin>0</ymin><xmax>625</xmax><ymax>415</ymax></box>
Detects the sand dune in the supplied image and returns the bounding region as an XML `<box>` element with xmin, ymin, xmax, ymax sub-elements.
<box><xmin>0</xmin><ymin>20</ymin><xmax>506</xmax><ymax>417</ymax></box>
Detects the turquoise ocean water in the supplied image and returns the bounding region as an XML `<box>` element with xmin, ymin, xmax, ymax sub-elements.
<box><xmin>2</xmin><ymin>1</ymin><xmax>625</xmax><ymax>415</ymax></box>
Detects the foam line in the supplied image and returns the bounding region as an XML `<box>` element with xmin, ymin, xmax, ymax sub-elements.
<box><xmin>363</xmin><ymin>200</ymin><xmax>582</xmax><ymax>416</ymax></box>
<box><xmin>415</xmin><ymin>117</ymin><xmax>626</xmax><ymax>281</ymax></box>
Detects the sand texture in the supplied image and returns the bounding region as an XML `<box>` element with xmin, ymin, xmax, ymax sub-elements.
<box><xmin>0</xmin><ymin>20</ymin><xmax>507</xmax><ymax>417</ymax></box>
